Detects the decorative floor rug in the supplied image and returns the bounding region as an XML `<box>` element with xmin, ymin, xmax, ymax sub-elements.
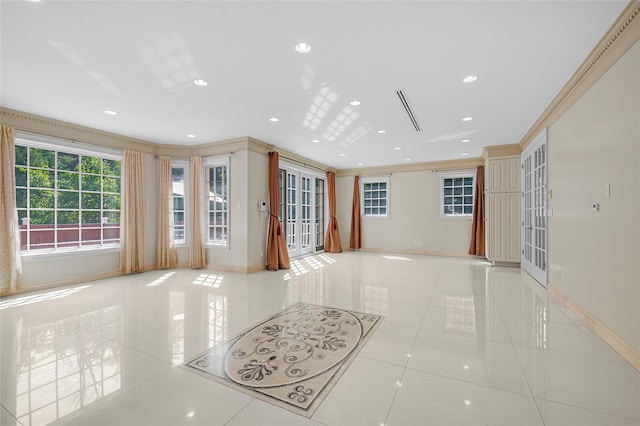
<box><xmin>183</xmin><ymin>303</ymin><xmax>383</xmax><ymax>418</ymax></box>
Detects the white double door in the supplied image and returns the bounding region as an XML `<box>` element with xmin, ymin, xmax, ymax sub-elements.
<box><xmin>281</xmin><ymin>168</ymin><xmax>325</xmax><ymax>258</ymax></box>
<box><xmin>521</xmin><ymin>129</ymin><xmax>548</xmax><ymax>287</ymax></box>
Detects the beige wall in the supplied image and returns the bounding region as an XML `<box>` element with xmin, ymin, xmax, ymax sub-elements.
<box><xmin>247</xmin><ymin>150</ymin><xmax>270</xmax><ymax>269</ymax></box>
<box><xmin>336</xmin><ymin>170</ymin><xmax>473</xmax><ymax>255</ymax></box>
<box><xmin>547</xmin><ymin>40</ymin><xmax>639</xmax><ymax>349</ymax></box>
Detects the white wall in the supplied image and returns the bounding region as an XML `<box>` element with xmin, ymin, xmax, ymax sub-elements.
<box><xmin>336</xmin><ymin>170</ymin><xmax>472</xmax><ymax>255</ymax></box>
<box><xmin>548</xmin><ymin>40</ymin><xmax>639</xmax><ymax>349</ymax></box>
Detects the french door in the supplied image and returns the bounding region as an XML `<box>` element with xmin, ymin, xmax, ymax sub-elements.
<box><xmin>279</xmin><ymin>166</ymin><xmax>325</xmax><ymax>258</ymax></box>
<box><xmin>521</xmin><ymin>129</ymin><xmax>548</xmax><ymax>287</ymax></box>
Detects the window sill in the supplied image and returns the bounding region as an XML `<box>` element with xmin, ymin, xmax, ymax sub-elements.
<box><xmin>20</xmin><ymin>245</ymin><xmax>120</xmax><ymax>260</ymax></box>
<box><xmin>440</xmin><ymin>214</ymin><xmax>473</xmax><ymax>221</ymax></box>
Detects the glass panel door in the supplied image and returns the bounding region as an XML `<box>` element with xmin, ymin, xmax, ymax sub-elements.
<box><xmin>315</xmin><ymin>178</ymin><xmax>325</xmax><ymax>251</ymax></box>
<box><xmin>300</xmin><ymin>174</ymin><xmax>313</xmax><ymax>256</ymax></box>
<box><xmin>286</xmin><ymin>170</ymin><xmax>299</xmax><ymax>257</ymax></box>
<box><xmin>522</xmin><ymin>129</ymin><xmax>548</xmax><ymax>287</ymax></box>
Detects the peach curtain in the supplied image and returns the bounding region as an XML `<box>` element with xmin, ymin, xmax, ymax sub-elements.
<box><xmin>0</xmin><ymin>126</ymin><xmax>22</xmax><ymax>295</ymax></box>
<box><xmin>266</xmin><ymin>152</ymin><xmax>290</xmax><ymax>270</ymax></box>
<box><xmin>157</xmin><ymin>155</ymin><xmax>177</xmax><ymax>269</ymax></box>
<box><xmin>120</xmin><ymin>150</ymin><xmax>147</xmax><ymax>274</ymax></box>
<box><xmin>349</xmin><ymin>175</ymin><xmax>361</xmax><ymax>249</ymax></box>
<box><xmin>189</xmin><ymin>156</ymin><xmax>206</xmax><ymax>268</ymax></box>
<box><xmin>468</xmin><ymin>165</ymin><xmax>486</xmax><ymax>256</ymax></box>
<box><xmin>324</xmin><ymin>171</ymin><xmax>342</xmax><ymax>253</ymax></box>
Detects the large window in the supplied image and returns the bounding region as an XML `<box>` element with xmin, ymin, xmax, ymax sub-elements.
<box><xmin>440</xmin><ymin>171</ymin><xmax>475</xmax><ymax>218</ymax></box>
<box><xmin>205</xmin><ymin>157</ymin><xmax>229</xmax><ymax>246</ymax></box>
<box><xmin>361</xmin><ymin>176</ymin><xmax>389</xmax><ymax>217</ymax></box>
<box><xmin>171</xmin><ymin>162</ymin><xmax>187</xmax><ymax>245</ymax></box>
<box><xmin>15</xmin><ymin>140</ymin><xmax>121</xmax><ymax>252</ymax></box>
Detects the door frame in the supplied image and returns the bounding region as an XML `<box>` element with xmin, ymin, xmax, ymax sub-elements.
<box><xmin>521</xmin><ymin>128</ymin><xmax>549</xmax><ymax>287</ymax></box>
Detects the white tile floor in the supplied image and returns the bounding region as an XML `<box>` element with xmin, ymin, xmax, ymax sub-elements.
<box><xmin>1</xmin><ymin>252</ymin><xmax>638</xmax><ymax>426</ymax></box>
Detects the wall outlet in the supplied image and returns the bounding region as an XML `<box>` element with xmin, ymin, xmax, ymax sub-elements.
<box><xmin>604</xmin><ymin>183</ymin><xmax>611</xmax><ymax>197</ymax></box>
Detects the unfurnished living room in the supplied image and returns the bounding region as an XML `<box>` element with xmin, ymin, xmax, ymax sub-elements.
<box><xmin>1</xmin><ymin>1</ymin><xmax>639</xmax><ymax>425</ymax></box>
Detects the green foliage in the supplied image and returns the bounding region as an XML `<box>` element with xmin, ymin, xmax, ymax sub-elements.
<box><xmin>29</xmin><ymin>169</ymin><xmax>55</xmax><ymax>188</ymax></box>
<box><xmin>81</xmin><ymin>192</ymin><xmax>101</xmax><ymax>210</ymax></box>
<box><xmin>30</xmin><ymin>148</ymin><xmax>54</xmax><ymax>169</ymax></box>
<box><xmin>30</xmin><ymin>190</ymin><xmax>54</xmax><ymax>209</ymax></box>
<box><xmin>15</xmin><ymin>145</ymin><xmax>27</xmax><ymax>166</ymax></box>
<box><xmin>81</xmin><ymin>156</ymin><xmax>102</xmax><ymax>174</ymax></box>
<box><xmin>57</xmin><ymin>172</ymin><xmax>79</xmax><ymax>191</ymax></box>
<box><xmin>14</xmin><ymin>145</ymin><xmax>122</xmax><ymax>229</ymax></box>
<box><xmin>82</xmin><ymin>174</ymin><xmax>101</xmax><ymax>191</ymax></box>
<box><xmin>58</xmin><ymin>152</ymin><xmax>79</xmax><ymax>171</ymax></box>
<box><xmin>57</xmin><ymin>210</ymin><xmax>79</xmax><ymax>225</ymax></box>
<box><xmin>103</xmin><ymin>159</ymin><xmax>120</xmax><ymax>177</ymax></box>
<box><xmin>57</xmin><ymin>191</ymin><xmax>79</xmax><ymax>209</ymax></box>
<box><xmin>15</xmin><ymin>167</ymin><xmax>27</xmax><ymax>187</ymax></box>
<box><xmin>103</xmin><ymin>177</ymin><xmax>120</xmax><ymax>193</ymax></box>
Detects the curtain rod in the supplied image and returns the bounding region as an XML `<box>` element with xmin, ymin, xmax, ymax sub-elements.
<box><xmin>278</xmin><ymin>154</ymin><xmax>328</xmax><ymax>173</ymax></box>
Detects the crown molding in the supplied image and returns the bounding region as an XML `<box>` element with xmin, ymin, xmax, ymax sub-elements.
<box><xmin>481</xmin><ymin>144</ymin><xmax>522</xmax><ymax>159</ymax></box>
<box><xmin>336</xmin><ymin>157</ymin><xmax>482</xmax><ymax>178</ymax></box>
<box><xmin>1</xmin><ymin>107</ymin><xmax>157</xmax><ymax>154</ymax></box>
<box><xmin>520</xmin><ymin>1</ymin><xmax>640</xmax><ymax>151</ymax></box>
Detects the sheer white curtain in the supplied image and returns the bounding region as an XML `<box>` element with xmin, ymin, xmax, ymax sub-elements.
<box><xmin>120</xmin><ymin>149</ymin><xmax>146</xmax><ymax>274</ymax></box>
<box><xmin>189</xmin><ymin>156</ymin><xmax>206</xmax><ymax>268</ymax></box>
<box><xmin>1</xmin><ymin>126</ymin><xmax>22</xmax><ymax>295</ymax></box>
<box><xmin>157</xmin><ymin>155</ymin><xmax>177</xmax><ymax>269</ymax></box>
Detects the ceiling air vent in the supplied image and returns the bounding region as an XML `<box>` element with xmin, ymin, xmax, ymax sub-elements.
<box><xmin>396</xmin><ymin>89</ymin><xmax>421</xmax><ymax>132</ymax></box>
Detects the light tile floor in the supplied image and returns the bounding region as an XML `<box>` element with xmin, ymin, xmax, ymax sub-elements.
<box><xmin>1</xmin><ymin>252</ymin><xmax>638</xmax><ymax>426</ymax></box>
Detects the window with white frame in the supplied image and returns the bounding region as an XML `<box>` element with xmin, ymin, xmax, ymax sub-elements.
<box><xmin>171</xmin><ymin>161</ymin><xmax>188</xmax><ymax>245</ymax></box>
<box><xmin>361</xmin><ymin>176</ymin><xmax>389</xmax><ymax>217</ymax></box>
<box><xmin>14</xmin><ymin>138</ymin><xmax>121</xmax><ymax>253</ymax></box>
<box><xmin>440</xmin><ymin>171</ymin><xmax>475</xmax><ymax>218</ymax></box>
<box><xmin>204</xmin><ymin>157</ymin><xmax>229</xmax><ymax>246</ymax></box>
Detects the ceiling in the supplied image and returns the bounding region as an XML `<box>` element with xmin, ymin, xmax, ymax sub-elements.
<box><xmin>0</xmin><ymin>1</ymin><xmax>629</xmax><ymax>169</ymax></box>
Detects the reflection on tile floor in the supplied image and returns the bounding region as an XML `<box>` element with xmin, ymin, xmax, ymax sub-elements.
<box><xmin>0</xmin><ymin>252</ymin><xmax>638</xmax><ymax>425</ymax></box>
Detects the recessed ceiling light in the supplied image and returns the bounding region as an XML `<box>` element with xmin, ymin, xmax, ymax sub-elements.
<box><xmin>104</xmin><ymin>110</ymin><xmax>118</xmax><ymax>116</ymax></box>
<box><xmin>193</xmin><ymin>79</ymin><xmax>208</xmax><ymax>87</ymax></box>
<box><xmin>405</xmin><ymin>158</ymin><xmax>411</xmax><ymax>162</ymax></box>
<box><xmin>463</xmin><ymin>75</ymin><xmax>478</xmax><ymax>83</ymax></box>
<box><xmin>357</xmin><ymin>163</ymin><xmax>364</xmax><ymax>166</ymax></box>
<box><xmin>295</xmin><ymin>42</ymin><xmax>311</xmax><ymax>54</ymax></box>
<box><xmin>377</xmin><ymin>130</ymin><xmax>386</xmax><ymax>134</ymax></box>
<box><xmin>461</xmin><ymin>153</ymin><xmax>470</xmax><ymax>156</ymax></box>
<box><xmin>349</xmin><ymin>100</ymin><xmax>361</xmax><ymax>106</ymax></box>
<box><xmin>269</xmin><ymin>117</ymin><xmax>279</xmax><ymax>122</ymax></box>
<box><xmin>394</xmin><ymin>147</ymin><xmax>401</xmax><ymax>150</ymax></box>
<box><xmin>312</xmin><ymin>139</ymin><xmax>320</xmax><ymax>143</ymax></box>
<box><xmin>461</xmin><ymin>139</ymin><xmax>471</xmax><ymax>143</ymax></box>
<box><xmin>339</xmin><ymin>153</ymin><xmax>346</xmax><ymax>157</ymax></box>
<box><xmin>462</xmin><ymin>116</ymin><xmax>473</xmax><ymax>122</ymax></box>
<box><xmin>187</xmin><ymin>134</ymin><xmax>196</xmax><ymax>138</ymax></box>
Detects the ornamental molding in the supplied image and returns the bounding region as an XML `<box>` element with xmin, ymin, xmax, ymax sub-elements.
<box><xmin>520</xmin><ymin>1</ymin><xmax>640</xmax><ymax>150</ymax></box>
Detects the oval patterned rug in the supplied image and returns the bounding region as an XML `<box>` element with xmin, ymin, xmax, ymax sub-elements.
<box><xmin>183</xmin><ymin>303</ymin><xmax>383</xmax><ymax>418</ymax></box>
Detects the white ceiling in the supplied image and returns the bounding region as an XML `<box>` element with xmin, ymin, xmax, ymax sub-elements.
<box><xmin>0</xmin><ymin>0</ymin><xmax>629</xmax><ymax>168</ymax></box>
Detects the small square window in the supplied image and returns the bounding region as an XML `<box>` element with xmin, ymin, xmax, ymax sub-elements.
<box><xmin>440</xmin><ymin>171</ymin><xmax>475</xmax><ymax>218</ymax></box>
<box><xmin>361</xmin><ymin>177</ymin><xmax>390</xmax><ymax>218</ymax></box>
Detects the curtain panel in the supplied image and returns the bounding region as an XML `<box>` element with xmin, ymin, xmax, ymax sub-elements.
<box><xmin>157</xmin><ymin>155</ymin><xmax>178</xmax><ymax>269</ymax></box>
<box><xmin>189</xmin><ymin>156</ymin><xmax>206</xmax><ymax>268</ymax></box>
<box><xmin>120</xmin><ymin>150</ymin><xmax>147</xmax><ymax>274</ymax></box>
<box><xmin>324</xmin><ymin>171</ymin><xmax>342</xmax><ymax>253</ymax></box>
<box><xmin>0</xmin><ymin>126</ymin><xmax>22</xmax><ymax>295</ymax></box>
<box><xmin>468</xmin><ymin>165</ymin><xmax>486</xmax><ymax>256</ymax></box>
<box><xmin>266</xmin><ymin>152</ymin><xmax>290</xmax><ymax>270</ymax></box>
<box><xmin>349</xmin><ymin>175</ymin><xmax>361</xmax><ymax>249</ymax></box>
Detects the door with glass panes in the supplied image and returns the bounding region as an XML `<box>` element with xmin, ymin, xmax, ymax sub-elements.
<box><xmin>278</xmin><ymin>168</ymin><xmax>325</xmax><ymax>258</ymax></box>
